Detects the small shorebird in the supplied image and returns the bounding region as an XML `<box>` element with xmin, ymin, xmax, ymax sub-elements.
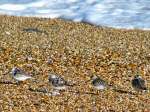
<box><xmin>48</xmin><ymin>73</ymin><xmax>73</xmax><ymax>90</ymax></box>
<box><xmin>132</xmin><ymin>75</ymin><xmax>147</xmax><ymax>92</ymax></box>
<box><xmin>91</xmin><ymin>75</ymin><xmax>108</xmax><ymax>90</ymax></box>
<box><xmin>11</xmin><ymin>67</ymin><xmax>32</xmax><ymax>82</ymax></box>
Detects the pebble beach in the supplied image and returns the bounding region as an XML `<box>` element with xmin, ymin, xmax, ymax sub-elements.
<box><xmin>0</xmin><ymin>15</ymin><xmax>150</xmax><ymax>111</ymax></box>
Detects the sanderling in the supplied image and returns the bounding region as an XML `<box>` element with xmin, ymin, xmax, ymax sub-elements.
<box><xmin>132</xmin><ymin>75</ymin><xmax>147</xmax><ymax>92</ymax></box>
<box><xmin>11</xmin><ymin>67</ymin><xmax>32</xmax><ymax>82</ymax></box>
<box><xmin>48</xmin><ymin>73</ymin><xmax>72</xmax><ymax>90</ymax></box>
<box><xmin>91</xmin><ymin>75</ymin><xmax>107</xmax><ymax>90</ymax></box>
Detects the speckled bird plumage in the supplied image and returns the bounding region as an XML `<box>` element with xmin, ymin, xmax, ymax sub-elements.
<box><xmin>132</xmin><ymin>75</ymin><xmax>147</xmax><ymax>91</ymax></box>
<box><xmin>48</xmin><ymin>74</ymin><xmax>68</xmax><ymax>90</ymax></box>
<box><xmin>91</xmin><ymin>75</ymin><xmax>107</xmax><ymax>90</ymax></box>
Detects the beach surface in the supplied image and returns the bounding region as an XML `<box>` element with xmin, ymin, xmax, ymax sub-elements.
<box><xmin>0</xmin><ymin>15</ymin><xmax>150</xmax><ymax>111</ymax></box>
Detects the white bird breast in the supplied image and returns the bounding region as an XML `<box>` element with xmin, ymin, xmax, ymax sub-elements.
<box><xmin>54</xmin><ymin>86</ymin><xmax>66</xmax><ymax>90</ymax></box>
<box><xmin>95</xmin><ymin>85</ymin><xmax>105</xmax><ymax>90</ymax></box>
<box><xmin>15</xmin><ymin>75</ymin><xmax>31</xmax><ymax>81</ymax></box>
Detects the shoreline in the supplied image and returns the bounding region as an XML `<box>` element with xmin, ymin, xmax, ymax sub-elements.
<box><xmin>0</xmin><ymin>15</ymin><xmax>149</xmax><ymax>111</ymax></box>
<box><xmin>1</xmin><ymin>14</ymin><xmax>150</xmax><ymax>31</ymax></box>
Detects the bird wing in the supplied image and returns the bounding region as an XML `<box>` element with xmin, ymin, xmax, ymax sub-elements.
<box><xmin>52</xmin><ymin>76</ymin><xmax>66</xmax><ymax>87</ymax></box>
<box><xmin>15</xmin><ymin>69</ymin><xmax>31</xmax><ymax>78</ymax></box>
<box><xmin>92</xmin><ymin>78</ymin><xmax>106</xmax><ymax>86</ymax></box>
<box><xmin>139</xmin><ymin>79</ymin><xmax>146</xmax><ymax>89</ymax></box>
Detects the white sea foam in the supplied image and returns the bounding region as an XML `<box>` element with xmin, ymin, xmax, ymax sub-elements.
<box><xmin>0</xmin><ymin>0</ymin><xmax>150</xmax><ymax>30</ymax></box>
<box><xmin>27</xmin><ymin>0</ymin><xmax>48</xmax><ymax>7</ymax></box>
<box><xmin>0</xmin><ymin>4</ymin><xmax>26</xmax><ymax>11</ymax></box>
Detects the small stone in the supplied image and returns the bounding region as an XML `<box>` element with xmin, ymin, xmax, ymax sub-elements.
<box><xmin>5</xmin><ymin>31</ymin><xmax>11</xmax><ymax>35</ymax></box>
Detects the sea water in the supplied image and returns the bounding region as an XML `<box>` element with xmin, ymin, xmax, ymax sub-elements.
<box><xmin>0</xmin><ymin>0</ymin><xmax>150</xmax><ymax>30</ymax></box>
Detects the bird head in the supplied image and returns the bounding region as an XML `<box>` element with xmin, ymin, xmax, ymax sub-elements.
<box><xmin>134</xmin><ymin>75</ymin><xmax>142</xmax><ymax>79</ymax></box>
<box><xmin>48</xmin><ymin>74</ymin><xmax>57</xmax><ymax>81</ymax></box>
<box><xmin>91</xmin><ymin>75</ymin><xmax>99</xmax><ymax>81</ymax></box>
<box><xmin>11</xmin><ymin>67</ymin><xmax>20</xmax><ymax>76</ymax></box>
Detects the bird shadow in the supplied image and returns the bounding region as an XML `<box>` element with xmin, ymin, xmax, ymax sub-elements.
<box><xmin>67</xmin><ymin>90</ymin><xmax>99</xmax><ymax>95</ymax></box>
<box><xmin>28</xmin><ymin>87</ymin><xmax>48</xmax><ymax>93</ymax></box>
<box><xmin>113</xmin><ymin>89</ymin><xmax>136</xmax><ymax>95</ymax></box>
<box><xmin>28</xmin><ymin>86</ymin><xmax>99</xmax><ymax>96</ymax></box>
<box><xmin>0</xmin><ymin>80</ymin><xmax>17</xmax><ymax>85</ymax></box>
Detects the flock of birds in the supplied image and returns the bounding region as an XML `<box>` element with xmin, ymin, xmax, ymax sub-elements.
<box><xmin>9</xmin><ymin>67</ymin><xmax>148</xmax><ymax>95</ymax></box>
